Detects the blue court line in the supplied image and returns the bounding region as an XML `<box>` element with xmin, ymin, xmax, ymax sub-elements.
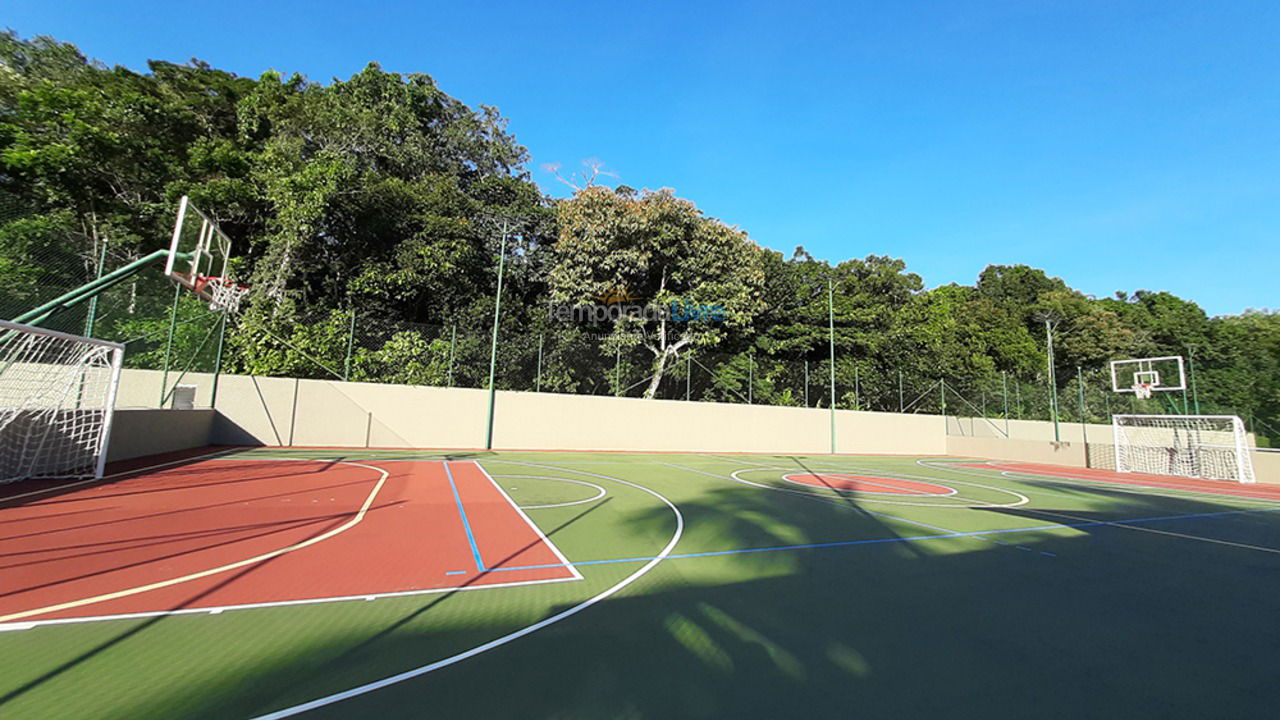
<box><xmin>480</xmin><ymin>503</ymin><xmax>1280</xmax><ymax>573</ymax></box>
<box><xmin>444</xmin><ymin>570</ymin><xmax>467</xmax><ymax>576</ymax></box>
<box><xmin>443</xmin><ymin>461</ymin><xmax>486</xmax><ymax>572</ymax></box>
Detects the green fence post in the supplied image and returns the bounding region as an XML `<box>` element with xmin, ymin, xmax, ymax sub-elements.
<box><xmin>536</xmin><ymin>333</ymin><xmax>544</xmax><ymax>392</ymax></box>
<box><xmin>1002</xmin><ymin>371</ymin><xmax>1010</xmax><ymax>435</ymax></box>
<box><xmin>1077</xmin><ymin>366</ymin><xmax>1088</xmax><ymax>443</ymax></box>
<box><xmin>804</xmin><ymin>360</ymin><xmax>810</xmax><ymax>408</ymax></box>
<box><xmin>748</xmin><ymin>352</ymin><xmax>753</xmax><ymax>404</ymax></box>
<box><xmin>343</xmin><ymin>310</ymin><xmax>356</xmax><ymax>381</ymax></box>
<box><xmin>447</xmin><ymin>324</ymin><xmax>456</xmax><ymax>387</ymax></box>
<box><xmin>484</xmin><ymin>226</ymin><xmax>509</xmax><ymax>450</ymax></box>
<box><xmin>686</xmin><ymin>355</ymin><xmax>692</xmax><ymax>401</ymax></box>
<box><xmin>1045</xmin><ymin>319</ymin><xmax>1061</xmax><ymax>442</ymax></box>
<box><xmin>898</xmin><ymin>370</ymin><xmax>904</xmax><ymax>412</ymax></box>
<box><xmin>827</xmin><ymin>279</ymin><xmax>836</xmax><ymax>453</ymax></box>
<box><xmin>159</xmin><ymin>284</ymin><xmax>182</xmax><ymax>407</ymax></box>
<box><xmin>854</xmin><ymin>365</ymin><xmax>860</xmax><ymax>411</ymax></box>
<box><xmin>686</xmin><ymin>353</ymin><xmax>696</xmax><ymax>399</ymax></box>
<box><xmin>84</xmin><ymin>237</ymin><xmax>109</xmax><ymax>338</ymax></box>
<box><xmin>210</xmin><ymin>312</ymin><xmax>227</xmax><ymax>408</ymax></box>
<box><xmin>1188</xmin><ymin>348</ymin><xmax>1201</xmax><ymax>414</ymax></box>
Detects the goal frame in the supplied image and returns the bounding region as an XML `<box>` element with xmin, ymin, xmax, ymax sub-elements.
<box><xmin>0</xmin><ymin>320</ymin><xmax>125</xmax><ymax>482</ymax></box>
<box><xmin>1111</xmin><ymin>413</ymin><xmax>1254</xmax><ymax>484</ymax></box>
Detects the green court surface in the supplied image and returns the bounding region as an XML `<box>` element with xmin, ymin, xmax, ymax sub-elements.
<box><xmin>3</xmin><ymin>449</ymin><xmax>1280</xmax><ymax>719</ymax></box>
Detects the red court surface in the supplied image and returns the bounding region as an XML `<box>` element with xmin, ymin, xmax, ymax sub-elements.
<box><xmin>959</xmin><ymin>461</ymin><xmax>1280</xmax><ymax>500</ymax></box>
<box><xmin>782</xmin><ymin>473</ymin><xmax>954</xmax><ymax>496</ymax></box>
<box><xmin>0</xmin><ymin>456</ymin><xmax>578</xmax><ymax>625</ymax></box>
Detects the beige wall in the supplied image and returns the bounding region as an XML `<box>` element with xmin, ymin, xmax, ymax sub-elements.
<box><xmin>106</xmin><ymin>408</ymin><xmax>214</xmax><ymax>462</ymax></box>
<box><xmin>109</xmin><ymin>370</ymin><xmax>946</xmax><ymax>455</ymax></box>
<box><xmin>946</xmin><ymin>435</ymin><xmax>1089</xmax><ymax>467</ymax></box>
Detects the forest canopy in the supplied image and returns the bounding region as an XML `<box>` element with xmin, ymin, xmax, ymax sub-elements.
<box><xmin>1</xmin><ymin>31</ymin><xmax>1276</xmax><ymax>443</ymax></box>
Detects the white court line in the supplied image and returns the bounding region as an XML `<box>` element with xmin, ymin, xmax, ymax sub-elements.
<box><xmin>492</xmin><ymin>475</ymin><xmax>608</xmax><ymax>509</ymax></box>
<box><xmin>718</xmin><ymin>464</ymin><xmax>1029</xmax><ymax>509</ymax></box>
<box><xmin>0</xmin><ymin>459</ymin><xmax>391</xmax><ymax>625</ymax></box>
<box><xmin>471</xmin><ymin>463</ymin><xmax>584</xmax><ymax>581</ymax></box>
<box><xmin>251</xmin><ymin>460</ymin><xmax>685</xmax><ymax>720</ymax></box>
<box><xmin>0</xmin><ymin>447</ymin><xmax>242</xmax><ymax>505</ymax></box>
<box><xmin>0</xmin><ymin>574</ymin><xmax>580</xmax><ymax>633</ymax></box>
<box><xmin>917</xmin><ymin>459</ymin><xmax>1280</xmax><ymax>507</ymax></box>
<box><xmin>780</xmin><ymin>472</ymin><xmax>958</xmax><ymax>497</ymax></box>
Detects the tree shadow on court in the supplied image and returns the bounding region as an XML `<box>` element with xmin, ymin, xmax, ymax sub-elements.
<box><xmin>13</xmin><ymin>471</ymin><xmax>1280</xmax><ymax>720</ymax></box>
<box><xmin>0</xmin><ymin>506</ymin><xmax>361</xmax><ymax>711</ymax></box>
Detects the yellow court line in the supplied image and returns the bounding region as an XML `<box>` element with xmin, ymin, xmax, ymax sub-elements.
<box><xmin>0</xmin><ymin>461</ymin><xmax>390</xmax><ymax>624</ymax></box>
<box><xmin>1028</xmin><ymin>508</ymin><xmax>1280</xmax><ymax>555</ymax></box>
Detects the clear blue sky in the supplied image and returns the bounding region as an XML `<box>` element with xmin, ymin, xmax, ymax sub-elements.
<box><xmin>7</xmin><ymin>0</ymin><xmax>1278</xmax><ymax>315</ymax></box>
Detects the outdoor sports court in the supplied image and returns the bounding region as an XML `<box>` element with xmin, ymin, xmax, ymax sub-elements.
<box><xmin>3</xmin><ymin>448</ymin><xmax>1280</xmax><ymax>719</ymax></box>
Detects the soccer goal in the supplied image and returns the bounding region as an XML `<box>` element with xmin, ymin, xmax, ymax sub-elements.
<box><xmin>0</xmin><ymin>320</ymin><xmax>124</xmax><ymax>484</ymax></box>
<box><xmin>1112</xmin><ymin>414</ymin><xmax>1255</xmax><ymax>483</ymax></box>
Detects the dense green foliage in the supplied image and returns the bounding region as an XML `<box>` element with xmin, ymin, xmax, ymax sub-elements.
<box><xmin>1</xmin><ymin>31</ymin><xmax>1276</xmax><ymax>441</ymax></box>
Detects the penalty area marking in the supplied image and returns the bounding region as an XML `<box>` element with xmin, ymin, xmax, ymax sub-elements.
<box><xmin>0</xmin><ymin>459</ymin><xmax>390</xmax><ymax>625</ymax></box>
<box><xmin>781</xmin><ymin>473</ymin><xmax>956</xmax><ymax>496</ymax></box>
<box><xmin>491</xmin><ymin>474</ymin><xmax>608</xmax><ymax>509</ymax></box>
<box><xmin>727</xmin><ymin>468</ymin><xmax>1029</xmax><ymax>509</ymax></box>
<box><xmin>251</xmin><ymin>459</ymin><xmax>684</xmax><ymax>720</ymax></box>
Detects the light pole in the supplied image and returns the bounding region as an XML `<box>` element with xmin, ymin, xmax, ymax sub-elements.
<box><xmin>1038</xmin><ymin>314</ymin><xmax>1062</xmax><ymax>443</ymax></box>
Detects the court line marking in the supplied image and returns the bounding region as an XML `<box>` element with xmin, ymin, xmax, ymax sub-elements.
<box><xmin>724</xmin><ymin>466</ymin><xmax>1029</xmax><ymax>510</ymax></box>
<box><xmin>492</xmin><ymin>475</ymin><xmax>607</xmax><ymax>509</ymax></box>
<box><xmin>442</xmin><ymin>461</ymin><xmax>486</xmax><ymax>572</ymax></box>
<box><xmin>0</xmin><ymin>574</ymin><xmax>579</xmax><ymax>632</ymax></box>
<box><xmin>0</xmin><ymin>459</ymin><xmax>390</xmax><ymax>625</ymax></box>
<box><xmin>472</xmin><ymin>463</ymin><xmax>584</xmax><ymax>581</ymax></box>
<box><xmin>697</xmin><ymin>454</ymin><xmax>1029</xmax><ymax>508</ymax></box>
<box><xmin>1022</xmin><ymin>507</ymin><xmax>1280</xmax><ymax>555</ymax></box>
<box><xmin>250</xmin><ymin>460</ymin><xmax>684</xmax><ymax>720</ymax></box>
<box><xmin>780</xmin><ymin>473</ymin><xmax>957</xmax><ymax>497</ymax></box>
<box><xmin>462</xmin><ymin>502</ymin><xmax>1280</xmax><ymax>573</ymax></box>
<box><xmin>918</xmin><ymin>459</ymin><xmax>1280</xmax><ymax>507</ymax></box>
<box><xmin>0</xmin><ymin>447</ymin><xmax>243</xmax><ymax>505</ymax></box>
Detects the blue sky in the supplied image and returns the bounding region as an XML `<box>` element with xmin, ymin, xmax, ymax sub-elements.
<box><xmin>7</xmin><ymin>1</ymin><xmax>1278</xmax><ymax>315</ymax></box>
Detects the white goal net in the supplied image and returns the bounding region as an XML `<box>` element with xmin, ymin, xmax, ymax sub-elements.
<box><xmin>1112</xmin><ymin>414</ymin><xmax>1255</xmax><ymax>483</ymax></box>
<box><xmin>0</xmin><ymin>320</ymin><xmax>124</xmax><ymax>484</ymax></box>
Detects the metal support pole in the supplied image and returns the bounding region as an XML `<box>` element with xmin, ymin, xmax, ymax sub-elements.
<box><xmin>899</xmin><ymin>370</ymin><xmax>904</xmax><ymax>412</ymax></box>
<box><xmin>828</xmin><ymin>280</ymin><xmax>836</xmax><ymax>453</ymax></box>
<box><xmin>210</xmin><ymin>312</ymin><xmax>227</xmax><ymax>408</ymax></box>
<box><xmin>1077</xmin><ymin>366</ymin><xmax>1088</xmax><ymax>444</ymax></box>
<box><xmin>159</xmin><ymin>284</ymin><xmax>182</xmax><ymax>407</ymax></box>
<box><xmin>854</xmin><ymin>365</ymin><xmax>860</xmax><ymax>411</ymax></box>
<box><xmin>940</xmin><ymin>378</ymin><xmax>946</xmax><ymax>418</ymax></box>
<box><xmin>748</xmin><ymin>352</ymin><xmax>753</xmax><ymax>404</ymax></box>
<box><xmin>447</xmin><ymin>324</ymin><xmax>456</xmax><ymax>387</ymax></box>
<box><xmin>1002</xmin><ymin>371</ymin><xmax>1009</xmax><ymax>435</ymax></box>
<box><xmin>686</xmin><ymin>355</ymin><xmax>692</xmax><ymax>401</ymax></box>
<box><xmin>343</xmin><ymin>310</ymin><xmax>356</xmax><ymax>381</ymax></box>
<box><xmin>484</xmin><ymin>226</ymin><xmax>508</xmax><ymax>450</ymax></box>
<box><xmin>84</xmin><ymin>237</ymin><xmax>109</xmax><ymax>338</ymax></box>
<box><xmin>536</xmin><ymin>333</ymin><xmax>544</xmax><ymax>392</ymax></box>
<box><xmin>804</xmin><ymin>360</ymin><xmax>810</xmax><ymax>407</ymax></box>
<box><xmin>1045</xmin><ymin>319</ymin><xmax>1061</xmax><ymax>442</ymax></box>
<box><xmin>615</xmin><ymin>345</ymin><xmax>621</xmax><ymax>396</ymax></box>
<box><xmin>1188</xmin><ymin>348</ymin><xmax>1201</xmax><ymax>414</ymax></box>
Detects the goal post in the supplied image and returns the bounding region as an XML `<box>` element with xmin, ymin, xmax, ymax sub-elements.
<box><xmin>1112</xmin><ymin>414</ymin><xmax>1255</xmax><ymax>483</ymax></box>
<box><xmin>0</xmin><ymin>320</ymin><xmax>124</xmax><ymax>484</ymax></box>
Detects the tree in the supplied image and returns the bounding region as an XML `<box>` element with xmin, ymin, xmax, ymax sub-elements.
<box><xmin>550</xmin><ymin>186</ymin><xmax>765</xmax><ymax>398</ymax></box>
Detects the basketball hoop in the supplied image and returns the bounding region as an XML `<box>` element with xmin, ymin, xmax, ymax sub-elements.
<box><xmin>1133</xmin><ymin>382</ymin><xmax>1154</xmax><ymax>399</ymax></box>
<box><xmin>204</xmin><ymin>276</ymin><xmax>250</xmax><ymax>314</ymax></box>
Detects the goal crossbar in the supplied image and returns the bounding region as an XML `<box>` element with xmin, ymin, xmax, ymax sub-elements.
<box><xmin>0</xmin><ymin>320</ymin><xmax>124</xmax><ymax>483</ymax></box>
<box><xmin>1112</xmin><ymin>414</ymin><xmax>1254</xmax><ymax>484</ymax></box>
